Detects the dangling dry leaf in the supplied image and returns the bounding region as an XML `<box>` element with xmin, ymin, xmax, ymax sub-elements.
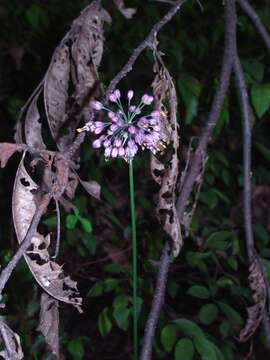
<box><xmin>0</xmin><ymin>143</ymin><xmax>25</xmax><ymax>168</ymax></box>
<box><xmin>113</xmin><ymin>0</ymin><xmax>137</xmax><ymax>18</ymax></box>
<box><xmin>77</xmin><ymin>175</ymin><xmax>101</xmax><ymax>200</ymax></box>
<box><xmin>12</xmin><ymin>154</ymin><xmax>82</xmax><ymax>312</ymax></box>
<box><xmin>38</xmin><ymin>292</ymin><xmax>59</xmax><ymax>358</ymax></box>
<box><xmin>151</xmin><ymin>51</ymin><xmax>182</xmax><ymax>257</ymax></box>
<box><xmin>44</xmin><ymin>1</ymin><xmax>110</xmax><ymax>150</ymax></box>
<box><xmin>0</xmin><ymin>321</ymin><xmax>24</xmax><ymax>360</ymax></box>
<box><xmin>14</xmin><ymin>80</ymin><xmax>44</xmax><ymax>145</ymax></box>
<box><xmin>44</xmin><ymin>43</ymin><xmax>70</xmax><ymax>150</ymax></box>
<box><xmin>24</xmin><ymin>86</ymin><xmax>46</xmax><ymax>149</ymax></box>
<box><xmin>240</xmin><ymin>255</ymin><xmax>267</xmax><ymax>342</ymax></box>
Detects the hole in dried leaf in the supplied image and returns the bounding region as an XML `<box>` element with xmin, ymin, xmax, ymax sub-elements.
<box><xmin>20</xmin><ymin>178</ymin><xmax>30</xmax><ymax>187</ymax></box>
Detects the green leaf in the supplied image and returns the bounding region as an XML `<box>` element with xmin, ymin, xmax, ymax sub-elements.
<box><xmin>87</xmin><ymin>281</ymin><xmax>104</xmax><ymax>297</ymax></box>
<box><xmin>113</xmin><ymin>295</ymin><xmax>129</xmax><ymax>308</ymax></box>
<box><xmin>161</xmin><ymin>324</ymin><xmax>178</xmax><ymax>352</ymax></box>
<box><xmin>79</xmin><ymin>232</ymin><xmax>96</xmax><ymax>255</ymax></box>
<box><xmin>104</xmin><ymin>263</ymin><xmax>127</xmax><ymax>274</ymax></box>
<box><xmin>244</xmin><ymin>60</ymin><xmax>264</xmax><ymax>82</ymax></box>
<box><xmin>186</xmin><ymin>252</ymin><xmax>211</xmax><ymax>272</ymax></box>
<box><xmin>174</xmin><ymin>319</ymin><xmax>204</xmax><ymax>338</ymax></box>
<box><xmin>113</xmin><ymin>306</ymin><xmax>130</xmax><ymax>331</ymax></box>
<box><xmin>187</xmin><ymin>285</ymin><xmax>210</xmax><ymax>299</ymax></box>
<box><xmin>227</xmin><ymin>258</ymin><xmax>238</xmax><ymax>271</ymax></box>
<box><xmin>216</xmin><ymin>277</ymin><xmax>234</xmax><ymax>288</ymax></box>
<box><xmin>178</xmin><ymin>76</ymin><xmax>202</xmax><ymax>124</ymax></box>
<box><xmin>67</xmin><ymin>339</ymin><xmax>84</xmax><ymax>360</ymax></box>
<box><xmin>174</xmin><ymin>338</ymin><xmax>194</xmax><ymax>360</ymax></box>
<box><xmin>251</xmin><ymin>84</ymin><xmax>270</xmax><ymax>118</ymax></box>
<box><xmin>194</xmin><ymin>337</ymin><xmax>217</xmax><ymax>360</ymax></box>
<box><xmin>66</xmin><ymin>214</ymin><xmax>78</xmax><ymax>230</ymax></box>
<box><xmin>219</xmin><ymin>321</ymin><xmax>230</xmax><ymax>339</ymax></box>
<box><xmin>103</xmin><ymin>278</ymin><xmax>118</xmax><ymax>292</ymax></box>
<box><xmin>217</xmin><ymin>301</ymin><xmax>243</xmax><ymax>325</ymax></box>
<box><xmin>87</xmin><ymin>278</ymin><xmax>118</xmax><ymax>297</ymax></box>
<box><xmin>79</xmin><ymin>217</ymin><xmax>93</xmax><ymax>233</ymax></box>
<box><xmin>198</xmin><ymin>304</ymin><xmax>219</xmax><ymax>325</ymax></box>
<box><xmin>98</xmin><ymin>308</ymin><xmax>112</xmax><ymax>337</ymax></box>
<box><xmin>206</xmin><ymin>231</ymin><xmax>232</xmax><ymax>251</ymax></box>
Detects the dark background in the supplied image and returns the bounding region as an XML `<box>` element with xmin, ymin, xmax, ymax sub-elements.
<box><xmin>1</xmin><ymin>0</ymin><xmax>270</xmax><ymax>359</ymax></box>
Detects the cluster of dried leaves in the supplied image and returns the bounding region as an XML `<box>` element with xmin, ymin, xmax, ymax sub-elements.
<box><xmin>0</xmin><ymin>1</ymin><xmax>137</xmax><ymax>358</ymax></box>
<box><xmin>151</xmin><ymin>50</ymin><xmax>182</xmax><ymax>257</ymax></box>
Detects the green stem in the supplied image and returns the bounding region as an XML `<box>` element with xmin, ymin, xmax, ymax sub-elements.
<box><xmin>129</xmin><ymin>160</ymin><xmax>138</xmax><ymax>360</ymax></box>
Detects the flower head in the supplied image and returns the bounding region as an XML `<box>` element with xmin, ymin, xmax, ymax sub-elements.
<box><xmin>77</xmin><ymin>90</ymin><xmax>168</xmax><ymax>161</ymax></box>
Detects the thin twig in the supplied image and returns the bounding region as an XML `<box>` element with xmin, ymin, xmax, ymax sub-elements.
<box><xmin>232</xmin><ymin>0</ymin><xmax>270</xmax><ymax>347</ymax></box>
<box><xmin>140</xmin><ymin>242</ymin><xmax>171</xmax><ymax>360</ymax></box>
<box><xmin>233</xmin><ymin>58</ymin><xmax>255</xmax><ymax>259</ymax></box>
<box><xmin>140</xmin><ymin>2</ymin><xmax>236</xmax><ymax>358</ymax></box>
<box><xmin>176</xmin><ymin>0</ymin><xmax>235</xmax><ymax>217</ymax></box>
<box><xmin>0</xmin><ymin>193</ymin><xmax>51</xmax><ymax>297</ymax></box>
<box><xmin>237</xmin><ymin>0</ymin><xmax>270</xmax><ymax>53</ymax></box>
<box><xmin>105</xmin><ymin>0</ymin><xmax>187</xmax><ymax>99</ymax></box>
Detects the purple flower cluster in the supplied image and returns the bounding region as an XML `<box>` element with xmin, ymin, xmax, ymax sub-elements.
<box><xmin>77</xmin><ymin>90</ymin><xmax>168</xmax><ymax>161</ymax></box>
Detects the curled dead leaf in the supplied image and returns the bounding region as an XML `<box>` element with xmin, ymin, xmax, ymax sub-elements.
<box><xmin>151</xmin><ymin>51</ymin><xmax>182</xmax><ymax>257</ymax></box>
<box><xmin>113</xmin><ymin>0</ymin><xmax>137</xmax><ymax>18</ymax></box>
<box><xmin>0</xmin><ymin>143</ymin><xmax>26</xmax><ymax>168</ymax></box>
<box><xmin>0</xmin><ymin>321</ymin><xmax>24</xmax><ymax>360</ymax></box>
<box><xmin>38</xmin><ymin>292</ymin><xmax>59</xmax><ymax>358</ymax></box>
<box><xmin>239</xmin><ymin>255</ymin><xmax>267</xmax><ymax>342</ymax></box>
<box><xmin>77</xmin><ymin>174</ymin><xmax>101</xmax><ymax>200</ymax></box>
<box><xmin>12</xmin><ymin>154</ymin><xmax>82</xmax><ymax>312</ymax></box>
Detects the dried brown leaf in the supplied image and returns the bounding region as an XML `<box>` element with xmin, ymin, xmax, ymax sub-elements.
<box><xmin>24</xmin><ymin>88</ymin><xmax>46</xmax><ymax>149</ymax></box>
<box><xmin>38</xmin><ymin>292</ymin><xmax>59</xmax><ymax>358</ymax></box>
<box><xmin>151</xmin><ymin>52</ymin><xmax>182</xmax><ymax>257</ymax></box>
<box><xmin>0</xmin><ymin>143</ymin><xmax>25</xmax><ymax>168</ymax></box>
<box><xmin>113</xmin><ymin>0</ymin><xmax>137</xmax><ymax>18</ymax></box>
<box><xmin>44</xmin><ymin>44</ymin><xmax>70</xmax><ymax>150</ymax></box>
<box><xmin>0</xmin><ymin>321</ymin><xmax>24</xmax><ymax>360</ymax></box>
<box><xmin>240</xmin><ymin>256</ymin><xmax>267</xmax><ymax>342</ymax></box>
<box><xmin>12</xmin><ymin>154</ymin><xmax>82</xmax><ymax>311</ymax></box>
<box><xmin>14</xmin><ymin>80</ymin><xmax>44</xmax><ymax>145</ymax></box>
<box><xmin>44</xmin><ymin>1</ymin><xmax>110</xmax><ymax>150</ymax></box>
<box><xmin>78</xmin><ymin>175</ymin><xmax>101</xmax><ymax>200</ymax></box>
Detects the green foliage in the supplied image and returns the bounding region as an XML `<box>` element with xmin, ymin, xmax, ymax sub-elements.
<box><xmin>251</xmin><ymin>84</ymin><xmax>270</xmax><ymax>118</ymax></box>
<box><xmin>187</xmin><ymin>285</ymin><xmax>211</xmax><ymax>299</ymax></box>
<box><xmin>161</xmin><ymin>324</ymin><xmax>178</xmax><ymax>352</ymax></box>
<box><xmin>98</xmin><ymin>308</ymin><xmax>113</xmax><ymax>337</ymax></box>
<box><xmin>174</xmin><ymin>338</ymin><xmax>194</xmax><ymax>360</ymax></box>
<box><xmin>198</xmin><ymin>304</ymin><xmax>219</xmax><ymax>325</ymax></box>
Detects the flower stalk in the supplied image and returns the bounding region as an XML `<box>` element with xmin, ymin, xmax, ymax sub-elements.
<box><xmin>77</xmin><ymin>89</ymin><xmax>169</xmax><ymax>359</ymax></box>
<box><xmin>129</xmin><ymin>159</ymin><xmax>138</xmax><ymax>360</ymax></box>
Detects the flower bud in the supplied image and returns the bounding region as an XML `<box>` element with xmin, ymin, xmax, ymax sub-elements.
<box><xmin>141</xmin><ymin>94</ymin><xmax>154</xmax><ymax>105</ymax></box>
<box><xmin>127</xmin><ymin>90</ymin><xmax>134</xmax><ymax>101</ymax></box>
<box><xmin>91</xmin><ymin>100</ymin><xmax>103</xmax><ymax>110</ymax></box>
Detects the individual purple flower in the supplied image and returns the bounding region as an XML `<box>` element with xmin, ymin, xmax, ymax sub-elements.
<box><xmin>77</xmin><ymin>90</ymin><xmax>169</xmax><ymax>161</ymax></box>
<box><xmin>91</xmin><ymin>100</ymin><xmax>103</xmax><ymax>110</ymax></box>
<box><xmin>109</xmin><ymin>89</ymin><xmax>121</xmax><ymax>103</ymax></box>
<box><xmin>141</xmin><ymin>94</ymin><xmax>154</xmax><ymax>105</ymax></box>
<box><xmin>127</xmin><ymin>90</ymin><xmax>134</xmax><ymax>101</ymax></box>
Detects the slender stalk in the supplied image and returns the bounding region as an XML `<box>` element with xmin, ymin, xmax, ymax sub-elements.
<box><xmin>129</xmin><ymin>160</ymin><xmax>138</xmax><ymax>360</ymax></box>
